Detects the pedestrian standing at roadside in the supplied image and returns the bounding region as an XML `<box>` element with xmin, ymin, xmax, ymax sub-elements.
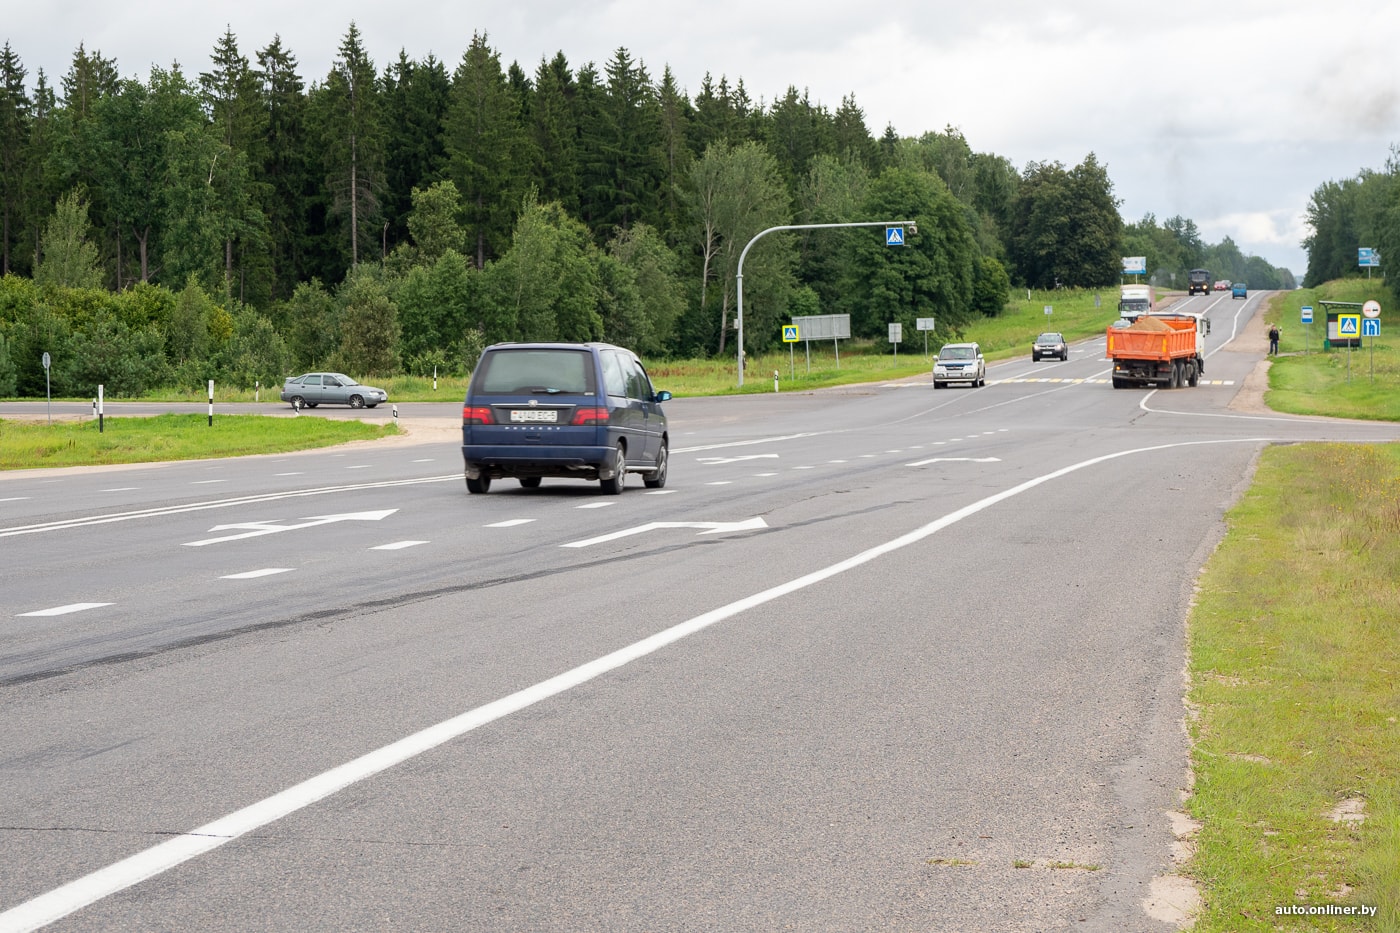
<box><xmin>1268</xmin><ymin>324</ymin><xmax>1280</xmax><ymax>355</ymax></box>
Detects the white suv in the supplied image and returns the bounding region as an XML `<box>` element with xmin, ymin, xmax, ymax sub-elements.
<box><xmin>933</xmin><ymin>342</ymin><xmax>985</xmax><ymax>389</ymax></box>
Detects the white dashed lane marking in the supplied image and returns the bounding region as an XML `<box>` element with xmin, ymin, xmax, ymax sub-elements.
<box><xmin>371</xmin><ymin>541</ymin><xmax>428</xmax><ymax>551</ymax></box>
<box><xmin>221</xmin><ymin>569</ymin><xmax>294</xmax><ymax>580</ymax></box>
<box><xmin>17</xmin><ymin>603</ymin><xmax>112</xmax><ymax>617</ymax></box>
<box><xmin>485</xmin><ymin>519</ymin><xmax>535</xmax><ymax>528</ymax></box>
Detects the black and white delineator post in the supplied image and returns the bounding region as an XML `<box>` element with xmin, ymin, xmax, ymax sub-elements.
<box><xmin>97</xmin><ymin>384</ymin><xmax>104</xmax><ymax>433</ymax></box>
<box><xmin>207</xmin><ymin>380</ymin><xmax>214</xmax><ymax>426</ymax></box>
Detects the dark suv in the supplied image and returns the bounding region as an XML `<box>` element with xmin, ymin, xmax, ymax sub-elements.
<box><xmin>461</xmin><ymin>342</ymin><xmax>671</xmax><ymax>494</ymax></box>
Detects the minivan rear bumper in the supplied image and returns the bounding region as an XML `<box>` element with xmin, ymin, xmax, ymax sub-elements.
<box><xmin>462</xmin><ymin>443</ymin><xmax>613</xmax><ymax>479</ymax></box>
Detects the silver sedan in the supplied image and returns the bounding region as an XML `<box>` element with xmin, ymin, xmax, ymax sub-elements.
<box><xmin>280</xmin><ymin>373</ymin><xmax>388</xmax><ymax>409</ymax></box>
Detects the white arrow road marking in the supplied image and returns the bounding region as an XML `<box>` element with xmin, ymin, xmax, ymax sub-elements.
<box><xmin>184</xmin><ymin>509</ymin><xmax>398</xmax><ymax>547</ymax></box>
<box><xmin>694</xmin><ymin>454</ymin><xmax>780</xmax><ymax>465</ymax></box>
<box><xmin>906</xmin><ymin>457</ymin><xmax>1002</xmax><ymax>467</ymax></box>
<box><xmin>18</xmin><ymin>603</ymin><xmax>112</xmax><ymax>617</ymax></box>
<box><xmin>562</xmin><ymin>517</ymin><xmax>768</xmax><ymax>549</ymax></box>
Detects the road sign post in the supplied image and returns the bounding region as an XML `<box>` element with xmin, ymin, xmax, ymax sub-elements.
<box><xmin>1301</xmin><ymin>305</ymin><xmax>1313</xmax><ymax>356</ymax></box>
<box><xmin>888</xmin><ymin>322</ymin><xmax>902</xmax><ymax>362</ymax></box>
<box><xmin>42</xmin><ymin>351</ymin><xmax>51</xmax><ymax>425</ymax></box>
<box><xmin>1362</xmin><ymin>302</ymin><xmax>1381</xmax><ymax>382</ymax></box>
<box><xmin>782</xmin><ymin>324</ymin><xmax>799</xmax><ymax>381</ymax></box>
<box><xmin>916</xmin><ymin>317</ymin><xmax>936</xmax><ymax>356</ymax></box>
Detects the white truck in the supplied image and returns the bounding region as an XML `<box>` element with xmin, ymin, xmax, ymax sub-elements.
<box><xmin>1118</xmin><ymin>285</ymin><xmax>1154</xmax><ymax>320</ymax></box>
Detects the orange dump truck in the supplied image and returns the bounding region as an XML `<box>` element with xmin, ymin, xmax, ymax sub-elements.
<box><xmin>1107</xmin><ymin>314</ymin><xmax>1204</xmax><ymax>388</ymax></box>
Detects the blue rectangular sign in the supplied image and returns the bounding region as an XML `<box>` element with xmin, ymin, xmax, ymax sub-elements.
<box><xmin>1301</xmin><ymin>305</ymin><xmax>1313</xmax><ymax>323</ymax></box>
<box><xmin>1363</xmin><ymin>318</ymin><xmax>1381</xmax><ymax>337</ymax></box>
<box><xmin>1359</xmin><ymin>247</ymin><xmax>1380</xmax><ymax>268</ymax></box>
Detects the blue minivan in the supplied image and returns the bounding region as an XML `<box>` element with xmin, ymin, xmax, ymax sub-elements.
<box><xmin>1231</xmin><ymin>282</ymin><xmax>1248</xmax><ymax>299</ymax></box>
<box><xmin>461</xmin><ymin>342</ymin><xmax>671</xmax><ymax>494</ymax></box>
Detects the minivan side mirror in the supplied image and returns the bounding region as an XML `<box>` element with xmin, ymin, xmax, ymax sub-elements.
<box><xmin>655</xmin><ymin>390</ymin><xmax>672</xmax><ymax>403</ymax></box>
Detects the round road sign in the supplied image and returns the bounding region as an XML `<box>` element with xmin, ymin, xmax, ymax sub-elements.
<box><xmin>1363</xmin><ymin>299</ymin><xmax>1381</xmax><ymax>318</ymax></box>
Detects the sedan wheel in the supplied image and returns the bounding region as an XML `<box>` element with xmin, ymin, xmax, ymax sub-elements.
<box><xmin>349</xmin><ymin>395</ymin><xmax>365</xmax><ymax>409</ymax></box>
<box><xmin>289</xmin><ymin>396</ymin><xmax>304</xmax><ymax>410</ymax></box>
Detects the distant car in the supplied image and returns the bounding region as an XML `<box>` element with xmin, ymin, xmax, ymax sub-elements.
<box><xmin>461</xmin><ymin>342</ymin><xmax>670</xmax><ymax>494</ymax></box>
<box><xmin>280</xmin><ymin>373</ymin><xmax>388</xmax><ymax>409</ymax></box>
<box><xmin>1232</xmin><ymin>282</ymin><xmax>1248</xmax><ymax>299</ymax></box>
<box><xmin>1031</xmin><ymin>332</ymin><xmax>1068</xmax><ymax>362</ymax></box>
<box><xmin>1213</xmin><ymin>280</ymin><xmax>1231</xmax><ymax>291</ymax></box>
<box><xmin>933</xmin><ymin>342</ymin><xmax>985</xmax><ymax>388</ymax></box>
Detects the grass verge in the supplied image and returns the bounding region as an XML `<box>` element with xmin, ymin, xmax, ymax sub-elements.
<box><xmin>0</xmin><ymin>414</ymin><xmax>399</xmax><ymax>470</ymax></box>
<box><xmin>1187</xmin><ymin>442</ymin><xmax>1400</xmax><ymax>930</ymax></box>
<box><xmin>1264</xmin><ymin>281</ymin><xmax>1400</xmax><ymax>421</ymax></box>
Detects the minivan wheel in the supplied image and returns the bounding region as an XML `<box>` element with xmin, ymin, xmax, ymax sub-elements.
<box><xmin>644</xmin><ymin>441</ymin><xmax>668</xmax><ymax>489</ymax></box>
<box><xmin>466</xmin><ymin>474</ymin><xmax>491</xmax><ymax>494</ymax></box>
<box><xmin>599</xmin><ymin>444</ymin><xmax>626</xmax><ymax>495</ymax></box>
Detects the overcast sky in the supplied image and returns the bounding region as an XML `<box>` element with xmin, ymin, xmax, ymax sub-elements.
<box><xmin>8</xmin><ymin>1</ymin><xmax>1400</xmax><ymax>276</ymax></box>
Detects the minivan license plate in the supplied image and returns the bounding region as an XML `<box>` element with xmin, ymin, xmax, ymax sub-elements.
<box><xmin>510</xmin><ymin>409</ymin><xmax>558</xmax><ymax>423</ymax></box>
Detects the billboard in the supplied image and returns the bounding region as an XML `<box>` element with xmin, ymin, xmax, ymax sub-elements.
<box><xmin>1121</xmin><ymin>256</ymin><xmax>1147</xmax><ymax>275</ymax></box>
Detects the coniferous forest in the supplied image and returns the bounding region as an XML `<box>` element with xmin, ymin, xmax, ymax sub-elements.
<box><xmin>0</xmin><ymin>25</ymin><xmax>1294</xmax><ymax>397</ymax></box>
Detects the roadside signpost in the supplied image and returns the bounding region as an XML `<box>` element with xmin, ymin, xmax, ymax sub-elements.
<box><xmin>1301</xmin><ymin>305</ymin><xmax>1313</xmax><ymax>356</ymax></box>
<box><xmin>1363</xmin><ymin>300</ymin><xmax>1382</xmax><ymax>382</ymax></box>
<box><xmin>1339</xmin><ymin>313</ymin><xmax>1361</xmax><ymax>382</ymax></box>
<box><xmin>888</xmin><ymin>322</ymin><xmax>902</xmax><ymax>361</ymax></box>
<box><xmin>42</xmin><ymin>352</ymin><xmax>51</xmax><ymax>425</ymax></box>
<box><xmin>916</xmin><ymin>317</ymin><xmax>936</xmax><ymax>356</ymax></box>
<box><xmin>782</xmin><ymin>324</ymin><xmax>799</xmax><ymax>381</ymax></box>
<box><xmin>1359</xmin><ymin>247</ymin><xmax>1380</xmax><ymax>278</ymax></box>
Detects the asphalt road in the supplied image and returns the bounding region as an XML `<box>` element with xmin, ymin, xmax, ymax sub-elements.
<box><xmin>2</xmin><ymin>292</ymin><xmax>1396</xmax><ymax>932</ymax></box>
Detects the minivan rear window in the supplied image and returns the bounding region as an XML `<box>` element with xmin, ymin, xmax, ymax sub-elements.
<box><xmin>473</xmin><ymin>348</ymin><xmax>596</xmax><ymax>395</ymax></box>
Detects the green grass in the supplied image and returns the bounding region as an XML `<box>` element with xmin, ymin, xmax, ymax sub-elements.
<box><xmin>1264</xmin><ymin>281</ymin><xmax>1400</xmax><ymax>421</ymax></box>
<box><xmin>0</xmin><ymin>413</ymin><xmax>399</xmax><ymax>470</ymax></box>
<box><xmin>1187</xmin><ymin>442</ymin><xmax>1400</xmax><ymax>930</ymax></box>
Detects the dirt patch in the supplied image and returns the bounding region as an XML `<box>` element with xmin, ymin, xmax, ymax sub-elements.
<box><xmin>1327</xmin><ymin>797</ymin><xmax>1367</xmax><ymax>824</ymax></box>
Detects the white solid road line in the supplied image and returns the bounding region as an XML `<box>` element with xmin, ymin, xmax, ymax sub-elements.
<box><xmin>0</xmin><ymin>436</ymin><xmax>1272</xmax><ymax>933</ymax></box>
<box><xmin>16</xmin><ymin>603</ymin><xmax>112</xmax><ymax>618</ymax></box>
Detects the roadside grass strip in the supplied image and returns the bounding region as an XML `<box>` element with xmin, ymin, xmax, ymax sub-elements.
<box><xmin>0</xmin><ymin>414</ymin><xmax>397</xmax><ymax>470</ymax></box>
<box><xmin>1187</xmin><ymin>442</ymin><xmax>1400</xmax><ymax>930</ymax></box>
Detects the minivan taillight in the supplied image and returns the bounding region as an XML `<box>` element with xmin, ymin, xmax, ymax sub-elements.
<box><xmin>571</xmin><ymin>407</ymin><xmax>609</xmax><ymax>425</ymax></box>
<box><xmin>462</xmin><ymin>405</ymin><xmax>495</xmax><ymax>424</ymax></box>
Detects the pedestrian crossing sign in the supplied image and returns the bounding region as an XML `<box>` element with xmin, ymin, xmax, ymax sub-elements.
<box><xmin>1338</xmin><ymin>313</ymin><xmax>1360</xmax><ymax>337</ymax></box>
<box><xmin>885</xmin><ymin>226</ymin><xmax>905</xmax><ymax>246</ymax></box>
<box><xmin>782</xmin><ymin>325</ymin><xmax>799</xmax><ymax>342</ymax></box>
